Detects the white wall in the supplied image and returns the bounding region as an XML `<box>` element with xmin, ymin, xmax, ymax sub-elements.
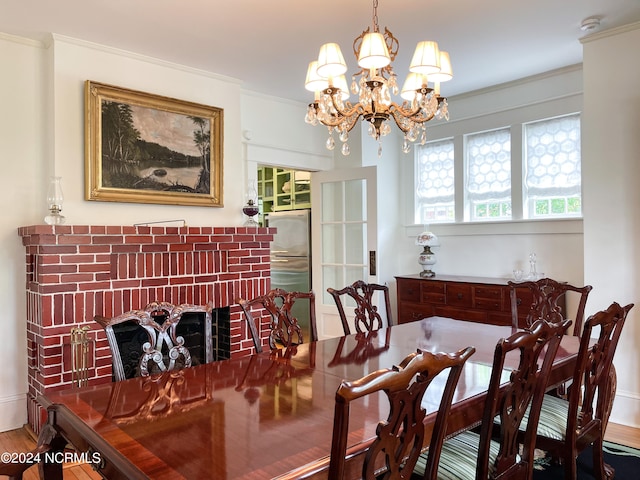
<box><xmin>582</xmin><ymin>22</ymin><xmax>640</xmax><ymax>426</ymax></box>
<box><xmin>51</xmin><ymin>35</ymin><xmax>244</xmax><ymax>226</ymax></box>
<box><xmin>240</xmin><ymin>90</ymin><xmax>333</xmax><ymax>208</ymax></box>
<box><xmin>0</xmin><ymin>33</ymin><xmax>45</xmax><ymax>431</ymax></box>
<box><xmin>241</xmin><ymin>91</ymin><xmax>330</xmax><ymax>171</ymax></box>
<box><xmin>360</xmin><ymin>123</ymin><xmax>406</xmax><ymax>311</ymax></box>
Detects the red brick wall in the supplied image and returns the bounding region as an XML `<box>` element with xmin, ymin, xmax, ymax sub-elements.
<box><xmin>18</xmin><ymin>224</ymin><xmax>274</xmax><ymax>431</ymax></box>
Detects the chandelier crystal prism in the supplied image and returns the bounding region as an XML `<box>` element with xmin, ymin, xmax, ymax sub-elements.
<box><xmin>304</xmin><ymin>0</ymin><xmax>452</xmax><ymax>156</ymax></box>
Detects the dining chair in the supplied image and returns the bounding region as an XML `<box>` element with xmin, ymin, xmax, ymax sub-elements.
<box><xmin>237</xmin><ymin>288</ymin><xmax>317</xmax><ymax>353</ymax></box>
<box><xmin>94</xmin><ymin>301</ymin><xmax>213</xmax><ymax>381</ymax></box>
<box><xmin>415</xmin><ymin>318</ymin><xmax>571</xmax><ymax>480</ymax></box>
<box><xmin>509</xmin><ymin>277</ymin><xmax>593</xmax><ymax>400</ymax></box>
<box><xmin>328</xmin><ymin>346</ymin><xmax>476</xmax><ymax>480</ymax></box>
<box><xmin>508</xmin><ymin>277</ymin><xmax>592</xmax><ymax>335</ymax></box>
<box><xmin>519</xmin><ymin>301</ymin><xmax>633</xmax><ymax>480</ymax></box>
<box><xmin>327</xmin><ymin>280</ymin><xmax>393</xmax><ymax>335</ymax></box>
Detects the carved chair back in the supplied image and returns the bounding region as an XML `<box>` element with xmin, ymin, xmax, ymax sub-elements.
<box><xmin>237</xmin><ymin>288</ymin><xmax>317</xmax><ymax>353</ymax></box>
<box><xmin>509</xmin><ymin>277</ymin><xmax>592</xmax><ymax>335</ymax></box>
<box><xmin>569</xmin><ymin>302</ymin><xmax>633</xmax><ymax>436</ymax></box>
<box><xmin>327</xmin><ymin>280</ymin><xmax>393</xmax><ymax>335</ymax></box>
<box><xmin>95</xmin><ymin>301</ymin><xmax>213</xmax><ymax>381</ymax></box>
<box><xmin>328</xmin><ymin>346</ymin><xmax>476</xmax><ymax>480</ymax></box>
<box><xmin>473</xmin><ymin>318</ymin><xmax>570</xmax><ymax>480</ymax></box>
<box><xmin>533</xmin><ymin>302</ymin><xmax>634</xmax><ymax>479</ymax></box>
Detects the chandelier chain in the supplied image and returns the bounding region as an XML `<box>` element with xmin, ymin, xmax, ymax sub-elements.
<box><xmin>372</xmin><ymin>0</ymin><xmax>380</xmax><ymax>32</ymax></box>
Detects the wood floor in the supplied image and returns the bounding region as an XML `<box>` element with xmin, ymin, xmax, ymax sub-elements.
<box><xmin>0</xmin><ymin>427</ymin><xmax>100</xmax><ymax>480</ymax></box>
<box><xmin>604</xmin><ymin>421</ymin><xmax>640</xmax><ymax>449</ymax></box>
<box><xmin>1</xmin><ymin>422</ymin><xmax>639</xmax><ymax>479</ymax></box>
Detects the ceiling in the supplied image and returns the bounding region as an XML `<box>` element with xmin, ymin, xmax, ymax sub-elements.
<box><xmin>2</xmin><ymin>0</ymin><xmax>640</xmax><ymax>104</ymax></box>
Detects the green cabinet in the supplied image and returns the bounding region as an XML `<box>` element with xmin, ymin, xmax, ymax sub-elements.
<box><xmin>258</xmin><ymin>168</ymin><xmax>311</xmax><ymax>221</ymax></box>
<box><xmin>257</xmin><ymin>168</ymin><xmax>274</xmax><ymax>225</ymax></box>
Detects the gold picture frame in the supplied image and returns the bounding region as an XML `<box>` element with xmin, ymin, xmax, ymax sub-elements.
<box><xmin>85</xmin><ymin>81</ymin><xmax>223</xmax><ymax>207</ymax></box>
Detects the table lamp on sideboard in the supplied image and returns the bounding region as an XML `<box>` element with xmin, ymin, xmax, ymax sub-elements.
<box><xmin>416</xmin><ymin>231</ymin><xmax>440</xmax><ymax>277</ymax></box>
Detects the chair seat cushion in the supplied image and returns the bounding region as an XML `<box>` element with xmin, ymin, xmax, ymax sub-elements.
<box><xmin>413</xmin><ymin>430</ymin><xmax>501</xmax><ymax>479</ymax></box>
<box><xmin>520</xmin><ymin>393</ymin><xmax>569</xmax><ymax>441</ymax></box>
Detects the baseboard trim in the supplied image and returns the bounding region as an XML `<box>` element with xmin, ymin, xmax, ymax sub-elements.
<box><xmin>0</xmin><ymin>393</ymin><xmax>28</xmax><ymax>432</ymax></box>
<box><xmin>610</xmin><ymin>390</ymin><xmax>640</xmax><ymax>428</ymax></box>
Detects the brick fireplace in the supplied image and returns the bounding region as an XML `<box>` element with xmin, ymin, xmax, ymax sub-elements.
<box><xmin>18</xmin><ymin>224</ymin><xmax>274</xmax><ymax>432</ymax></box>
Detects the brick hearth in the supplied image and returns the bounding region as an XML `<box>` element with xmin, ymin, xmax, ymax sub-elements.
<box><xmin>18</xmin><ymin>224</ymin><xmax>274</xmax><ymax>432</ymax></box>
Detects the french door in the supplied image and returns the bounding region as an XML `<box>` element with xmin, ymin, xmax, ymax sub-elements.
<box><xmin>311</xmin><ymin>166</ymin><xmax>378</xmax><ymax>339</ymax></box>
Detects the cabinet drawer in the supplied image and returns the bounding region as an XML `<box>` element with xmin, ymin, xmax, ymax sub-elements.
<box><xmin>473</xmin><ymin>285</ymin><xmax>504</xmax><ymax>310</ymax></box>
<box><xmin>397</xmin><ymin>279</ymin><xmax>422</xmax><ymax>303</ymax></box>
<box><xmin>474</xmin><ymin>297</ymin><xmax>503</xmax><ymax>311</ymax></box>
<box><xmin>446</xmin><ymin>284</ymin><xmax>472</xmax><ymax>308</ymax></box>
<box><xmin>474</xmin><ymin>285</ymin><xmax>503</xmax><ymax>300</ymax></box>
<box><xmin>421</xmin><ymin>281</ymin><xmax>446</xmax><ymax>304</ymax></box>
<box><xmin>421</xmin><ymin>282</ymin><xmax>445</xmax><ymax>294</ymax></box>
<box><xmin>422</xmin><ymin>292</ymin><xmax>446</xmax><ymax>304</ymax></box>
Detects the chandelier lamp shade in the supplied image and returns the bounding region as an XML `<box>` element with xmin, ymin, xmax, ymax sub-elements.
<box><xmin>304</xmin><ymin>0</ymin><xmax>452</xmax><ymax>157</ymax></box>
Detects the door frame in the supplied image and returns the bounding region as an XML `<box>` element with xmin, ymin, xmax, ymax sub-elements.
<box><xmin>311</xmin><ymin>166</ymin><xmax>378</xmax><ymax>339</ymax></box>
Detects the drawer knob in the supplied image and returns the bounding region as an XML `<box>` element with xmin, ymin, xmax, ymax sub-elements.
<box><xmin>457</xmin><ymin>293</ymin><xmax>463</xmax><ymax>299</ymax></box>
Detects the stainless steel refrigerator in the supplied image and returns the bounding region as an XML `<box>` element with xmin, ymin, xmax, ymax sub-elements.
<box><xmin>267</xmin><ymin>210</ymin><xmax>312</xmax><ymax>341</ymax></box>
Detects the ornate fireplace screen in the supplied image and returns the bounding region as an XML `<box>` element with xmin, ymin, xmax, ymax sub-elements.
<box><xmin>111</xmin><ymin>308</ymin><xmax>204</xmax><ymax>379</ymax></box>
<box><xmin>95</xmin><ymin>303</ymin><xmax>231</xmax><ymax>381</ymax></box>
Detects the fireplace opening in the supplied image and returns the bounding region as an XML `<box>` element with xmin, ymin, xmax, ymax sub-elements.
<box><xmin>212</xmin><ymin>306</ymin><xmax>231</xmax><ymax>362</ymax></box>
<box><xmin>111</xmin><ymin>306</ymin><xmax>231</xmax><ymax>380</ymax></box>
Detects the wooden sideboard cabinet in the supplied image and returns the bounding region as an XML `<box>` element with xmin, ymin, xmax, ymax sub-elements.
<box><xmin>395</xmin><ymin>274</ymin><xmax>565</xmax><ymax>326</ymax></box>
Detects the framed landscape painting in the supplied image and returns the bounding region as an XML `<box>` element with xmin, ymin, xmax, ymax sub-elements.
<box><xmin>85</xmin><ymin>81</ymin><xmax>223</xmax><ymax>207</ymax></box>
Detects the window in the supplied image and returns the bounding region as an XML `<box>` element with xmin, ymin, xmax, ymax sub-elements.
<box><xmin>415</xmin><ymin>139</ymin><xmax>455</xmax><ymax>224</ymax></box>
<box><xmin>524</xmin><ymin>114</ymin><xmax>581</xmax><ymax>218</ymax></box>
<box><xmin>465</xmin><ymin>128</ymin><xmax>511</xmax><ymax>221</ymax></box>
<box><xmin>413</xmin><ymin>112</ymin><xmax>582</xmax><ymax>225</ymax></box>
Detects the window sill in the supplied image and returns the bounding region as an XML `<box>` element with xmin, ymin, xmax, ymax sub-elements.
<box><xmin>406</xmin><ymin>218</ymin><xmax>583</xmax><ymax>238</ymax></box>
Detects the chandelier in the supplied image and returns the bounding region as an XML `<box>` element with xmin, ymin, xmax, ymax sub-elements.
<box><xmin>304</xmin><ymin>0</ymin><xmax>452</xmax><ymax>157</ymax></box>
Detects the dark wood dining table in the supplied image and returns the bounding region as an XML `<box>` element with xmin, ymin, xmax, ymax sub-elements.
<box><xmin>36</xmin><ymin>316</ymin><xmax>582</xmax><ymax>480</ymax></box>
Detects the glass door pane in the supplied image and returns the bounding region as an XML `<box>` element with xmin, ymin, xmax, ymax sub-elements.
<box><xmin>312</xmin><ymin>167</ymin><xmax>377</xmax><ymax>338</ymax></box>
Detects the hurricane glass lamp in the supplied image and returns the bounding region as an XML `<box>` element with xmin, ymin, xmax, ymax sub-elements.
<box><xmin>242</xmin><ymin>180</ymin><xmax>260</xmax><ymax>227</ymax></box>
<box><xmin>416</xmin><ymin>231</ymin><xmax>439</xmax><ymax>277</ymax></box>
<box><xmin>44</xmin><ymin>176</ymin><xmax>66</xmax><ymax>225</ymax></box>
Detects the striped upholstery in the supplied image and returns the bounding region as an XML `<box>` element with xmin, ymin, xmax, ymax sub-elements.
<box><xmin>413</xmin><ymin>430</ymin><xmax>505</xmax><ymax>479</ymax></box>
<box><xmin>520</xmin><ymin>394</ymin><xmax>568</xmax><ymax>441</ymax></box>
<box><xmin>413</xmin><ymin>318</ymin><xmax>570</xmax><ymax>480</ymax></box>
